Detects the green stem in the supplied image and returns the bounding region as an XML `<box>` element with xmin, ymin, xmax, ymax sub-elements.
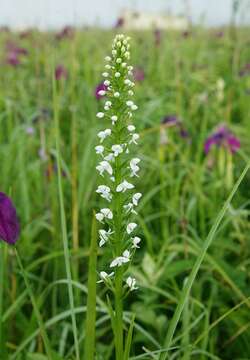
<box><xmin>114</xmin><ymin>269</ymin><xmax>124</xmax><ymax>359</ymax></box>
<box><xmin>113</xmin><ymin>118</ymin><xmax>124</xmax><ymax>359</ymax></box>
<box><xmin>52</xmin><ymin>66</ymin><xmax>80</xmax><ymax>360</ymax></box>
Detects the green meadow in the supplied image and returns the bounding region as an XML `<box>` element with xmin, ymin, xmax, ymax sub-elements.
<box><xmin>0</xmin><ymin>27</ymin><xmax>250</xmax><ymax>359</ymax></box>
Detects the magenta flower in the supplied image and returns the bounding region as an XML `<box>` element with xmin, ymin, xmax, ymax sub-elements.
<box><xmin>0</xmin><ymin>193</ymin><xmax>20</xmax><ymax>245</ymax></box>
<box><xmin>56</xmin><ymin>26</ymin><xmax>74</xmax><ymax>41</ymax></box>
<box><xmin>115</xmin><ymin>17</ymin><xmax>124</xmax><ymax>28</ymax></box>
<box><xmin>215</xmin><ymin>31</ymin><xmax>224</xmax><ymax>38</ymax></box>
<box><xmin>162</xmin><ymin>115</ymin><xmax>181</xmax><ymax>127</ymax></box>
<box><xmin>95</xmin><ymin>82</ymin><xmax>108</xmax><ymax>100</ymax></box>
<box><xmin>239</xmin><ymin>63</ymin><xmax>250</xmax><ymax>77</ymax></box>
<box><xmin>154</xmin><ymin>29</ymin><xmax>161</xmax><ymax>46</ymax></box>
<box><xmin>6</xmin><ymin>52</ymin><xmax>20</xmax><ymax>67</ymax></box>
<box><xmin>6</xmin><ymin>42</ymin><xmax>28</xmax><ymax>56</ymax></box>
<box><xmin>161</xmin><ymin>115</ymin><xmax>189</xmax><ymax>139</ymax></box>
<box><xmin>55</xmin><ymin>65</ymin><xmax>68</xmax><ymax>80</ymax></box>
<box><xmin>5</xmin><ymin>41</ymin><xmax>28</xmax><ymax>67</ymax></box>
<box><xmin>133</xmin><ymin>67</ymin><xmax>145</xmax><ymax>82</ymax></box>
<box><xmin>204</xmin><ymin>125</ymin><xmax>240</xmax><ymax>154</ymax></box>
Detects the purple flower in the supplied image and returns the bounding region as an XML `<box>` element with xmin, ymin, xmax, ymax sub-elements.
<box><xmin>5</xmin><ymin>41</ymin><xmax>28</xmax><ymax>67</ymax></box>
<box><xmin>133</xmin><ymin>67</ymin><xmax>145</xmax><ymax>82</ymax></box>
<box><xmin>6</xmin><ymin>42</ymin><xmax>28</xmax><ymax>56</ymax></box>
<box><xmin>6</xmin><ymin>52</ymin><xmax>20</xmax><ymax>67</ymax></box>
<box><xmin>239</xmin><ymin>63</ymin><xmax>250</xmax><ymax>77</ymax></box>
<box><xmin>115</xmin><ymin>17</ymin><xmax>124</xmax><ymax>28</ymax></box>
<box><xmin>0</xmin><ymin>192</ymin><xmax>20</xmax><ymax>245</ymax></box>
<box><xmin>55</xmin><ymin>65</ymin><xmax>68</xmax><ymax>81</ymax></box>
<box><xmin>56</xmin><ymin>26</ymin><xmax>74</xmax><ymax>40</ymax></box>
<box><xmin>161</xmin><ymin>115</ymin><xmax>189</xmax><ymax>139</ymax></box>
<box><xmin>182</xmin><ymin>31</ymin><xmax>191</xmax><ymax>38</ymax></box>
<box><xmin>162</xmin><ymin>115</ymin><xmax>180</xmax><ymax>126</ymax></box>
<box><xmin>95</xmin><ymin>82</ymin><xmax>108</xmax><ymax>100</ymax></box>
<box><xmin>25</xmin><ymin>126</ymin><xmax>35</xmax><ymax>135</ymax></box>
<box><xmin>204</xmin><ymin>125</ymin><xmax>240</xmax><ymax>154</ymax></box>
<box><xmin>215</xmin><ymin>31</ymin><xmax>224</xmax><ymax>38</ymax></box>
<box><xmin>154</xmin><ymin>29</ymin><xmax>161</xmax><ymax>47</ymax></box>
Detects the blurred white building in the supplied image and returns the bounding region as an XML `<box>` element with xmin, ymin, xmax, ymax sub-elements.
<box><xmin>117</xmin><ymin>9</ymin><xmax>189</xmax><ymax>30</ymax></box>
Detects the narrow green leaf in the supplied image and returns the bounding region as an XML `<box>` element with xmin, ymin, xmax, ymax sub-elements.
<box><xmin>161</xmin><ymin>162</ymin><xmax>250</xmax><ymax>359</ymax></box>
<box><xmin>84</xmin><ymin>213</ymin><xmax>98</xmax><ymax>360</ymax></box>
<box><xmin>123</xmin><ymin>313</ymin><xmax>135</xmax><ymax>360</ymax></box>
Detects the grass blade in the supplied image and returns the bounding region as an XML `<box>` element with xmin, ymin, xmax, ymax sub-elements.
<box><xmin>52</xmin><ymin>65</ymin><xmax>80</xmax><ymax>360</ymax></box>
<box><xmin>161</xmin><ymin>162</ymin><xmax>250</xmax><ymax>359</ymax></box>
<box><xmin>15</xmin><ymin>248</ymin><xmax>53</xmax><ymax>359</ymax></box>
<box><xmin>84</xmin><ymin>214</ymin><xmax>98</xmax><ymax>360</ymax></box>
<box><xmin>123</xmin><ymin>313</ymin><xmax>135</xmax><ymax>360</ymax></box>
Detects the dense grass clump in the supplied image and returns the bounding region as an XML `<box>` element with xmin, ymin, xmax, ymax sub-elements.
<box><xmin>0</xmin><ymin>26</ymin><xmax>250</xmax><ymax>359</ymax></box>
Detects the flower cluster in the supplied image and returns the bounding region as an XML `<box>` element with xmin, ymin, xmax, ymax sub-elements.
<box><xmin>95</xmin><ymin>34</ymin><xmax>141</xmax><ymax>293</ymax></box>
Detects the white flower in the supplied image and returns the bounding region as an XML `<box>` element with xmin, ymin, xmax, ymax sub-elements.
<box><xmin>98</xmin><ymin>90</ymin><xmax>106</xmax><ymax>96</ymax></box>
<box><xmin>97</xmin><ymin>271</ymin><xmax>114</xmax><ymax>283</ymax></box>
<box><xmin>96</xmin><ymin>208</ymin><xmax>113</xmax><ymax>223</ymax></box>
<box><xmin>111</xmin><ymin>115</ymin><xmax>118</xmax><ymax>125</ymax></box>
<box><xmin>116</xmin><ymin>180</ymin><xmax>134</xmax><ymax>193</ymax></box>
<box><xmin>130</xmin><ymin>158</ymin><xmax>140</xmax><ymax>177</ymax></box>
<box><xmin>115</xmin><ymin>72</ymin><xmax>121</xmax><ymax>78</ymax></box>
<box><xmin>128</xmin><ymin>90</ymin><xmax>134</xmax><ymax>96</ymax></box>
<box><xmin>131</xmin><ymin>104</ymin><xmax>138</xmax><ymax>111</ymax></box>
<box><xmin>116</xmin><ymin>58</ymin><xmax>122</xmax><ymax>63</ymax></box>
<box><xmin>96</xmin><ymin>112</ymin><xmax>104</xmax><ymax>119</ymax></box>
<box><xmin>105</xmin><ymin>56</ymin><xmax>111</xmax><ymax>61</ymax></box>
<box><xmin>112</xmin><ymin>144</ymin><xmax>123</xmax><ymax>157</ymax></box>
<box><xmin>126</xmin><ymin>100</ymin><xmax>134</xmax><ymax>107</ymax></box>
<box><xmin>121</xmin><ymin>62</ymin><xmax>127</xmax><ymax>68</ymax></box>
<box><xmin>104</xmin><ymin>153</ymin><xmax>115</xmax><ymax>162</ymax></box>
<box><xmin>96</xmin><ymin>161</ymin><xmax>113</xmax><ymax>176</ymax></box>
<box><xmin>127</xmin><ymin>223</ymin><xmax>137</xmax><ymax>234</ymax></box>
<box><xmin>110</xmin><ymin>250</ymin><xmax>130</xmax><ymax>267</ymax></box>
<box><xmin>129</xmin><ymin>133</ymin><xmax>139</xmax><ymax>144</ymax></box>
<box><xmin>123</xmin><ymin>203</ymin><xmax>137</xmax><ymax>215</ymax></box>
<box><xmin>102</xmin><ymin>72</ymin><xmax>109</xmax><ymax>78</ymax></box>
<box><xmin>105</xmin><ymin>64</ymin><xmax>111</xmax><ymax>70</ymax></box>
<box><xmin>127</xmin><ymin>125</ymin><xmax>135</xmax><ymax>132</ymax></box>
<box><xmin>99</xmin><ymin>228</ymin><xmax>113</xmax><ymax>246</ymax></box>
<box><xmin>124</xmin><ymin>79</ymin><xmax>131</xmax><ymax>85</ymax></box>
<box><xmin>104</xmin><ymin>80</ymin><xmax>110</xmax><ymax>86</ymax></box>
<box><xmin>126</xmin><ymin>276</ymin><xmax>138</xmax><ymax>290</ymax></box>
<box><xmin>132</xmin><ymin>193</ymin><xmax>142</xmax><ymax>206</ymax></box>
<box><xmin>97</xmin><ymin>129</ymin><xmax>111</xmax><ymax>142</ymax></box>
<box><xmin>114</xmin><ymin>92</ymin><xmax>120</xmax><ymax>98</ymax></box>
<box><xmin>96</xmin><ymin>185</ymin><xmax>112</xmax><ymax>202</ymax></box>
<box><xmin>96</xmin><ymin>212</ymin><xmax>104</xmax><ymax>222</ymax></box>
<box><xmin>132</xmin><ymin>236</ymin><xmax>141</xmax><ymax>248</ymax></box>
<box><xmin>95</xmin><ymin>145</ymin><xmax>104</xmax><ymax>156</ymax></box>
<box><xmin>105</xmin><ymin>101</ymin><xmax>112</xmax><ymax>107</ymax></box>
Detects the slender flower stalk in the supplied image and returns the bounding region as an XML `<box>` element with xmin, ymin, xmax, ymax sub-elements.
<box><xmin>95</xmin><ymin>34</ymin><xmax>141</xmax><ymax>359</ymax></box>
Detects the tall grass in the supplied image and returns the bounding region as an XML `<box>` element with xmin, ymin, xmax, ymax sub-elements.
<box><xmin>0</xmin><ymin>26</ymin><xmax>250</xmax><ymax>359</ymax></box>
